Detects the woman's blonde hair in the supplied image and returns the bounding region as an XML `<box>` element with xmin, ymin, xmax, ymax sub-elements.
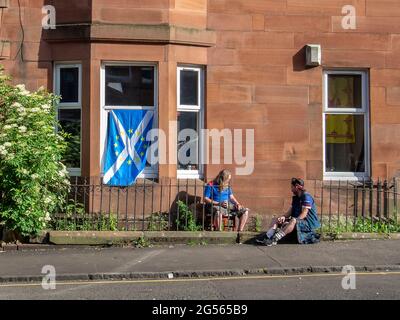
<box><xmin>214</xmin><ymin>169</ymin><xmax>232</xmax><ymax>192</ymax></box>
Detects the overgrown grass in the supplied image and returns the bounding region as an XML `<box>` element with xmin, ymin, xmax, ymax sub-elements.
<box><xmin>51</xmin><ymin>200</ymin><xmax>119</xmax><ymax>231</ymax></box>
<box><xmin>319</xmin><ymin>214</ymin><xmax>400</xmax><ymax>235</ymax></box>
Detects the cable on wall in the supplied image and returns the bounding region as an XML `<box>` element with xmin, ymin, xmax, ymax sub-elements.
<box><xmin>14</xmin><ymin>0</ymin><xmax>24</xmax><ymax>61</ymax></box>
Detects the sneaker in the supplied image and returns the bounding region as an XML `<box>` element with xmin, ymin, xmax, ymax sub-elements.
<box><xmin>256</xmin><ymin>237</ymin><xmax>277</xmax><ymax>246</ymax></box>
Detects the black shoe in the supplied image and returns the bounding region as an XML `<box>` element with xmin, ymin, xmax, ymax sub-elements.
<box><xmin>256</xmin><ymin>237</ymin><xmax>277</xmax><ymax>246</ymax></box>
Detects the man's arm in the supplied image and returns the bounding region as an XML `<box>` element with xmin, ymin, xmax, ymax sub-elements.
<box><xmin>277</xmin><ymin>206</ymin><xmax>292</xmax><ymax>223</ymax></box>
<box><xmin>297</xmin><ymin>207</ymin><xmax>309</xmax><ymax>220</ymax></box>
<box><xmin>298</xmin><ymin>194</ymin><xmax>313</xmax><ymax>220</ymax></box>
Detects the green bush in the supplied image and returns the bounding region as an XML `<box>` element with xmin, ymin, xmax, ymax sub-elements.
<box><xmin>0</xmin><ymin>69</ymin><xmax>70</xmax><ymax>236</ymax></box>
<box><xmin>51</xmin><ymin>200</ymin><xmax>119</xmax><ymax>231</ymax></box>
<box><xmin>176</xmin><ymin>200</ymin><xmax>201</xmax><ymax>231</ymax></box>
<box><xmin>147</xmin><ymin>212</ymin><xmax>169</xmax><ymax>231</ymax></box>
<box><xmin>319</xmin><ymin>215</ymin><xmax>400</xmax><ymax>235</ymax></box>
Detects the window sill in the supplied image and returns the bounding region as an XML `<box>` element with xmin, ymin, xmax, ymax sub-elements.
<box><xmin>177</xmin><ymin>170</ymin><xmax>202</xmax><ymax>180</ymax></box>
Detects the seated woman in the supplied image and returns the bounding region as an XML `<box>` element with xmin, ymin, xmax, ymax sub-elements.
<box><xmin>204</xmin><ymin>169</ymin><xmax>249</xmax><ymax>232</ymax></box>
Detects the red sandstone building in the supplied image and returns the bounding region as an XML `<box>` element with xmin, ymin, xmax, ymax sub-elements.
<box><xmin>1</xmin><ymin>0</ymin><xmax>400</xmax><ymax>214</ymax></box>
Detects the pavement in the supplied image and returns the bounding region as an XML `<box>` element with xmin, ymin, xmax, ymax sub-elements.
<box><xmin>0</xmin><ymin>239</ymin><xmax>399</xmax><ymax>283</ymax></box>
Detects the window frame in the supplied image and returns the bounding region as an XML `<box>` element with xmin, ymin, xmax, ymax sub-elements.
<box><xmin>322</xmin><ymin>69</ymin><xmax>370</xmax><ymax>181</ymax></box>
<box><xmin>100</xmin><ymin>61</ymin><xmax>159</xmax><ymax>179</ymax></box>
<box><xmin>54</xmin><ymin>62</ymin><xmax>82</xmax><ymax>176</ymax></box>
<box><xmin>177</xmin><ymin>66</ymin><xmax>204</xmax><ymax>179</ymax></box>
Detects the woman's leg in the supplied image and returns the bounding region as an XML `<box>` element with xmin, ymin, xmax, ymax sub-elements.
<box><xmin>214</xmin><ymin>211</ymin><xmax>222</xmax><ymax>231</ymax></box>
<box><xmin>238</xmin><ymin>210</ymin><xmax>249</xmax><ymax>232</ymax></box>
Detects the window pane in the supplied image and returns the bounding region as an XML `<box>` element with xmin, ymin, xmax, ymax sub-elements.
<box><xmin>59</xmin><ymin>109</ymin><xmax>81</xmax><ymax>169</ymax></box>
<box><xmin>180</xmin><ymin>70</ymin><xmax>199</xmax><ymax>106</ymax></box>
<box><xmin>328</xmin><ymin>74</ymin><xmax>362</xmax><ymax>108</ymax></box>
<box><xmin>59</xmin><ymin>68</ymin><xmax>79</xmax><ymax>103</ymax></box>
<box><xmin>105</xmin><ymin>66</ymin><xmax>154</xmax><ymax>106</ymax></box>
<box><xmin>325</xmin><ymin>114</ymin><xmax>365</xmax><ymax>173</ymax></box>
<box><xmin>177</xmin><ymin>111</ymin><xmax>199</xmax><ymax>170</ymax></box>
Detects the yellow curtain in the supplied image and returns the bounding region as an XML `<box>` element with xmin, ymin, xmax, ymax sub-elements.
<box><xmin>326</xmin><ymin>114</ymin><xmax>355</xmax><ymax>144</ymax></box>
<box><xmin>328</xmin><ymin>76</ymin><xmax>354</xmax><ymax>108</ymax></box>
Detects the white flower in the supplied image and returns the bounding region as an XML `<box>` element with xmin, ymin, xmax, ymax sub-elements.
<box><xmin>21</xmin><ymin>169</ymin><xmax>29</xmax><ymax>175</ymax></box>
<box><xmin>19</xmin><ymin>126</ymin><xmax>27</xmax><ymax>133</ymax></box>
<box><xmin>30</xmin><ymin>108</ymin><xmax>39</xmax><ymax>113</ymax></box>
<box><xmin>44</xmin><ymin>212</ymin><xmax>51</xmax><ymax>222</ymax></box>
<box><xmin>15</xmin><ymin>84</ymin><xmax>30</xmax><ymax>96</ymax></box>
<box><xmin>44</xmin><ymin>197</ymin><xmax>52</xmax><ymax>205</ymax></box>
<box><xmin>3</xmin><ymin>125</ymin><xmax>12</xmax><ymax>130</ymax></box>
<box><xmin>31</xmin><ymin>173</ymin><xmax>39</xmax><ymax>179</ymax></box>
<box><xmin>12</xmin><ymin>102</ymin><xmax>22</xmax><ymax>108</ymax></box>
<box><xmin>0</xmin><ymin>149</ymin><xmax>8</xmax><ymax>156</ymax></box>
<box><xmin>42</xmin><ymin>104</ymin><xmax>51</xmax><ymax>110</ymax></box>
<box><xmin>17</xmin><ymin>107</ymin><xmax>26</xmax><ymax>113</ymax></box>
<box><xmin>3</xmin><ymin>142</ymin><xmax>12</xmax><ymax>147</ymax></box>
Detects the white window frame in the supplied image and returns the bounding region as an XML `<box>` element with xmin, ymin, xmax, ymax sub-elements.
<box><xmin>323</xmin><ymin>70</ymin><xmax>370</xmax><ymax>181</ymax></box>
<box><xmin>100</xmin><ymin>62</ymin><xmax>158</xmax><ymax>179</ymax></box>
<box><xmin>54</xmin><ymin>62</ymin><xmax>82</xmax><ymax>176</ymax></box>
<box><xmin>177</xmin><ymin>66</ymin><xmax>204</xmax><ymax>179</ymax></box>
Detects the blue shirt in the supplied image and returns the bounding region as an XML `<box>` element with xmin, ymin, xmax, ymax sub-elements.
<box><xmin>204</xmin><ymin>183</ymin><xmax>233</xmax><ymax>203</ymax></box>
<box><xmin>291</xmin><ymin>192</ymin><xmax>321</xmax><ymax>229</ymax></box>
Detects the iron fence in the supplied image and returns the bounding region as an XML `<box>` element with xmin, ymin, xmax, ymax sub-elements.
<box><xmin>51</xmin><ymin>177</ymin><xmax>400</xmax><ymax>233</ymax></box>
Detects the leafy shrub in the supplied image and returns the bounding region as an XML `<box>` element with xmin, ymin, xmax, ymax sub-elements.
<box><xmin>0</xmin><ymin>69</ymin><xmax>70</xmax><ymax>236</ymax></box>
<box><xmin>51</xmin><ymin>200</ymin><xmax>119</xmax><ymax>231</ymax></box>
<box><xmin>319</xmin><ymin>215</ymin><xmax>400</xmax><ymax>235</ymax></box>
<box><xmin>176</xmin><ymin>200</ymin><xmax>201</xmax><ymax>231</ymax></box>
<box><xmin>147</xmin><ymin>212</ymin><xmax>169</xmax><ymax>231</ymax></box>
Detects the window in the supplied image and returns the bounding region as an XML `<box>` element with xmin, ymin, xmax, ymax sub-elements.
<box><xmin>177</xmin><ymin>66</ymin><xmax>204</xmax><ymax>179</ymax></box>
<box><xmin>55</xmin><ymin>63</ymin><xmax>82</xmax><ymax>176</ymax></box>
<box><xmin>323</xmin><ymin>70</ymin><xmax>370</xmax><ymax>180</ymax></box>
<box><xmin>100</xmin><ymin>63</ymin><xmax>158</xmax><ymax>178</ymax></box>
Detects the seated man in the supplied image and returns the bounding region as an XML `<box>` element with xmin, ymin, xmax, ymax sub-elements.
<box><xmin>204</xmin><ymin>169</ymin><xmax>249</xmax><ymax>232</ymax></box>
<box><xmin>257</xmin><ymin>178</ymin><xmax>321</xmax><ymax>246</ymax></box>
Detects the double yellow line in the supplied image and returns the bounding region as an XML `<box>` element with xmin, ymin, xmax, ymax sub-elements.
<box><xmin>0</xmin><ymin>271</ymin><xmax>399</xmax><ymax>288</ymax></box>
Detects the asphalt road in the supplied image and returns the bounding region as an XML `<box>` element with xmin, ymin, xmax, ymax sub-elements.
<box><xmin>0</xmin><ymin>272</ymin><xmax>399</xmax><ymax>300</ymax></box>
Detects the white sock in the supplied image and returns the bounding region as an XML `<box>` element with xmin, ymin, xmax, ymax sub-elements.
<box><xmin>274</xmin><ymin>230</ymin><xmax>285</xmax><ymax>241</ymax></box>
<box><xmin>266</xmin><ymin>228</ymin><xmax>276</xmax><ymax>239</ymax></box>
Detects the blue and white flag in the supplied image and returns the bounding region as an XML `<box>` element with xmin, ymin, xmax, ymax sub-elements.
<box><xmin>103</xmin><ymin>110</ymin><xmax>154</xmax><ymax>186</ymax></box>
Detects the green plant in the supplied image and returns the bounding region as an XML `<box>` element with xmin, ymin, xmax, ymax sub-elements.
<box><xmin>51</xmin><ymin>200</ymin><xmax>119</xmax><ymax>232</ymax></box>
<box><xmin>147</xmin><ymin>212</ymin><xmax>169</xmax><ymax>231</ymax></box>
<box><xmin>134</xmin><ymin>236</ymin><xmax>151</xmax><ymax>248</ymax></box>
<box><xmin>176</xmin><ymin>200</ymin><xmax>201</xmax><ymax>231</ymax></box>
<box><xmin>319</xmin><ymin>215</ymin><xmax>400</xmax><ymax>235</ymax></box>
<box><xmin>253</xmin><ymin>214</ymin><xmax>263</xmax><ymax>232</ymax></box>
<box><xmin>0</xmin><ymin>72</ymin><xmax>70</xmax><ymax>236</ymax></box>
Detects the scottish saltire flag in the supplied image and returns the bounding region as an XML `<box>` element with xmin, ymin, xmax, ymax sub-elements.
<box><xmin>103</xmin><ymin>110</ymin><xmax>154</xmax><ymax>186</ymax></box>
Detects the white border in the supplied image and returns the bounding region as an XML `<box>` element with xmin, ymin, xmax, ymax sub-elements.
<box><xmin>322</xmin><ymin>69</ymin><xmax>370</xmax><ymax>181</ymax></box>
<box><xmin>100</xmin><ymin>61</ymin><xmax>158</xmax><ymax>179</ymax></box>
<box><xmin>54</xmin><ymin>62</ymin><xmax>82</xmax><ymax>176</ymax></box>
<box><xmin>177</xmin><ymin>66</ymin><xmax>204</xmax><ymax>179</ymax></box>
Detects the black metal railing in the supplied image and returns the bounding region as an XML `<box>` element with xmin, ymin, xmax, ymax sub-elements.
<box><xmin>311</xmin><ymin>178</ymin><xmax>399</xmax><ymax>234</ymax></box>
<box><xmin>51</xmin><ymin>177</ymin><xmax>400</xmax><ymax>233</ymax></box>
